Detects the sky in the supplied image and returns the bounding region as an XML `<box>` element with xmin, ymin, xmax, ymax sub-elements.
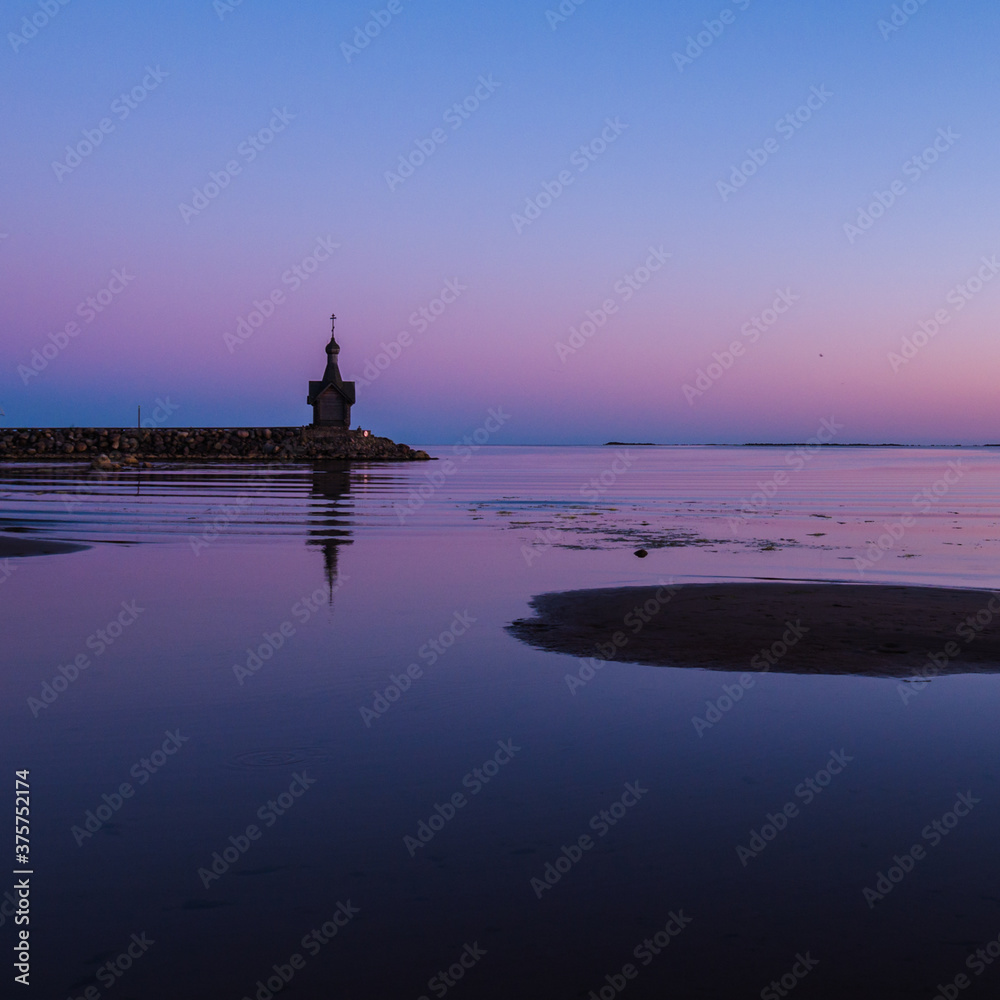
<box><xmin>1</xmin><ymin>0</ymin><xmax>999</xmax><ymax>445</ymax></box>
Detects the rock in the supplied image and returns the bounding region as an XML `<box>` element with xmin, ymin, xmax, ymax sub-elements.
<box><xmin>1</xmin><ymin>426</ymin><xmax>429</xmax><ymax>463</ymax></box>
<box><xmin>634</xmin><ymin>549</ymin><xmax>649</xmax><ymax>558</ymax></box>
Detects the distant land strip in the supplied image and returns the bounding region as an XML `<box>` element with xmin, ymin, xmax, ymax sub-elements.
<box><xmin>602</xmin><ymin>442</ymin><xmax>1000</xmax><ymax>448</ymax></box>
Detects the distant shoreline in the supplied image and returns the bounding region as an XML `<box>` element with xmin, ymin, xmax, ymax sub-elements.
<box><xmin>604</xmin><ymin>442</ymin><xmax>997</xmax><ymax>448</ymax></box>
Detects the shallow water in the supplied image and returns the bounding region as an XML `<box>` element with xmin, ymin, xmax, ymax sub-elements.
<box><xmin>3</xmin><ymin>446</ymin><xmax>1000</xmax><ymax>998</ymax></box>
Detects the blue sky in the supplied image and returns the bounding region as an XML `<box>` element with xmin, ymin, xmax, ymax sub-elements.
<box><xmin>2</xmin><ymin>0</ymin><xmax>999</xmax><ymax>443</ymax></box>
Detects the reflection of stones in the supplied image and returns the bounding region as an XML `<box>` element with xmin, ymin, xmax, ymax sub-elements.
<box><xmin>508</xmin><ymin>583</ymin><xmax>1000</xmax><ymax>678</ymax></box>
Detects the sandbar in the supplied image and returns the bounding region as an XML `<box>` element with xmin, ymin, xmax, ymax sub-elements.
<box><xmin>507</xmin><ymin>582</ymin><xmax>1000</xmax><ymax>677</ymax></box>
<box><xmin>0</xmin><ymin>535</ymin><xmax>89</xmax><ymax>558</ymax></box>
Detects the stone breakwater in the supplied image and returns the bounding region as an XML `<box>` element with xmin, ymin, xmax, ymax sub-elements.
<box><xmin>0</xmin><ymin>427</ymin><xmax>430</xmax><ymax>462</ymax></box>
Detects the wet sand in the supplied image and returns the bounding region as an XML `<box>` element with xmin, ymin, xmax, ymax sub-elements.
<box><xmin>507</xmin><ymin>582</ymin><xmax>1000</xmax><ymax>677</ymax></box>
<box><xmin>0</xmin><ymin>534</ymin><xmax>89</xmax><ymax>558</ymax></box>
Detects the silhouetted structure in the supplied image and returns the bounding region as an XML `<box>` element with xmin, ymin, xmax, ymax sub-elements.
<box><xmin>307</xmin><ymin>314</ymin><xmax>356</xmax><ymax>428</ymax></box>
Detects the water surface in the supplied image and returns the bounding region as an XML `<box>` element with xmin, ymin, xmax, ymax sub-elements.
<box><xmin>2</xmin><ymin>447</ymin><xmax>1000</xmax><ymax>998</ymax></box>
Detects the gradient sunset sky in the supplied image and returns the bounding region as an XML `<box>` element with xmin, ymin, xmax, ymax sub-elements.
<box><xmin>2</xmin><ymin>0</ymin><xmax>998</xmax><ymax>444</ymax></box>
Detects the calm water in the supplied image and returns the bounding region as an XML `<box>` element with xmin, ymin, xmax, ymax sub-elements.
<box><xmin>3</xmin><ymin>446</ymin><xmax>1000</xmax><ymax>999</ymax></box>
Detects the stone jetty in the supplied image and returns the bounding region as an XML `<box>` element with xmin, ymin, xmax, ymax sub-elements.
<box><xmin>0</xmin><ymin>426</ymin><xmax>430</xmax><ymax>462</ymax></box>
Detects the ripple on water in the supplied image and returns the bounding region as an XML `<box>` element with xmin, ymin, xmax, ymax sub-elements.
<box><xmin>226</xmin><ymin>747</ymin><xmax>328</xmax><ymax>769</ymax></box>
